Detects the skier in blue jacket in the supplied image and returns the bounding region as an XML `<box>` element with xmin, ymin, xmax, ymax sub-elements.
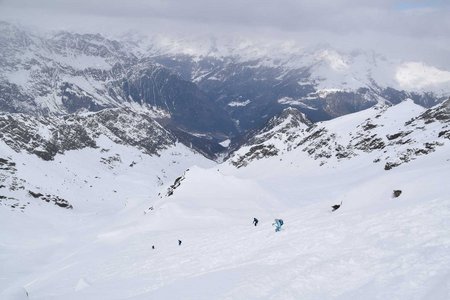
<box><xmin>273</xmin><ymin>219</ymin><xmax>284</xmax><ymax>232</ymax></box>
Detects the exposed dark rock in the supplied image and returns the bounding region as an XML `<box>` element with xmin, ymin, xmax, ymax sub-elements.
<box><xmin>384</xmin><ymin>162</ymin><xmax>400</xmax><ymax>170</ymax></box>
<box><xmin>298</xmin><ymin>128</ymin><xmax>339</xmax><ymax>162</ymax></box>
<box><xmin>40</xmin><ymin>194</ymin><xmax>73</xmax><ymax>209</ymax></box>
<box><xmin>438</xmin><ymin>130</ymin><xmax>450</xmax><ymax>139</ymax></box>
<box><xmin>387</xmin><ymin>132</ymin><xmax>404</xmax><ymax>140</ymax></box>
<box><xmin>354</xmin><ymin>137</ymin><xmax>385</xmax><ymax>151</ymax></box>
<box><xmin>0</xmin><ymin>195</ymin><xmax>26</xmax><ymax>211</ymax></box>
<box><xmin>232</xmin><ymin>144</ymin><xmax>279</xmax><ymax>168</ymax></box>
<box><xmin>101</xmin><ymin>154</ymin><xmax>122</xmax><ymax>169</ymax></box>
<box><xmin>0</xmin><ymin>157</ymin><xmax>17</xmax><ymax>171</ymax></box>
<box><xmin>166</xmin><ymin>170</ymin><xmax>189</xmax><ymax>197</ymax></box>
<box><xmin>393</xmin><ymin>190</ymin><xmax>402</xmax><ymax>198</ymax></box>
<box><xmin>28</xmin><ymin>191</ymin><xmax>44</xmax><ymax>198</ymax></box>
<box><xmin>335</xmin><ymin>150</ymin><xmax>353</xmax><ymax>159</ymax></box>
<box><xmin>362</xmin><ymin>123</ymin><xmax>377</xmax><ymax>131</ymax></box>
<box><xmin>59</xmin><ymin>82</ymin><xmax>106</xmax><ymax>113</ymax></box>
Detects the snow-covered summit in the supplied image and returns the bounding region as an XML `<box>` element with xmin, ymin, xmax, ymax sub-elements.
<box><xmin>229</xmin><ymin>99</ymin><xmax>450</xmax><ymax>171</ymax></box>
<box><xmin>230</xmin><ymin>107</ymin><xmax>312</xmax><ymax>167</ymax></box>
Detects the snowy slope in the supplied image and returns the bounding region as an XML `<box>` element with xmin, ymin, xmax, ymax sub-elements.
<box><xmin>230</xmin><ymin>99</ymin><xmax>450</xmax><ymax>171</ymax></box>
<box><xmin>0</xmin><ymin>107</ymin><xmax>216</xmax><ymax>213</ymax></box>
<box><xmin>0</xmin><ymin>129</ymin><xmax>214</xmax><ymax>299</ymax></box>
<box><xmin>1</xmin><ymin>101</ymin><xmax>450</xmax><ymax>299</ymax></box>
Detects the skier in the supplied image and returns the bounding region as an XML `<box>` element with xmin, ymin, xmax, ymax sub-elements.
<box><xmin>331</xmin><ymin>201</ymin><xmax>343</xmax><ymax>212</ymax></box>
<box><xmin>178</xmin><ymin>239</ymin><xmax>182</xmax><ymax>246</ymax></box>
<box><xmin>152</xmin><ymin>245</ymin><xmax>155</xmax><ymax>250</ymax></box>
<box><xmin>273</xmin><ymin>219</ymin><xmax>284</xmax><ymax>232</ymax></box>
<box><xmin>253</xmin><ymin>217</ymin><xmax>259</xmax><ymax>226</ymax></box>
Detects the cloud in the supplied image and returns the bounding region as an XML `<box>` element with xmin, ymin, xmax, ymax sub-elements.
<box><xmin>396</xmin><ymin>62</ymin><xmax>450</xmax><ymax>90</ymax></box>
<box><xmin>2</xmin><ymin>1</ymin><xmax>448</xmax><ymax>36</ymax></box>
<box><xmin>0</xmin><ymin>0</ymin><xmax>449</xmax><ymax>67</ymax></box>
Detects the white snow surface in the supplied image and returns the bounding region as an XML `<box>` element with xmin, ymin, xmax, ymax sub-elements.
<box><xmin>219</xmin><ymin>139</ymin><xmax>231</xmax><ymax>148</ymax></box>
<box><xmin>278</xmin><ymin>97</ymin><xmax>318</xmax><ymax>110</ymax></box>
<box><xmin>51</xmin><ymin>53</ymin><xmax>113</xmax><ymax>70</ymax></box>
<box><xmin>1</xmin><ymin>103</ymin><xmax>450</xmax><ymax>299</ymax></box>
<box><xmin>228</xmin><ymin>100</ymin><xmax>251</xmax><ymax>107</ymax></box>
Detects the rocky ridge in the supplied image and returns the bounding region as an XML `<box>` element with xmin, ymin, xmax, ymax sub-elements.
<box><xmin>0</xmin><ymin>108</ymin><xmax>176</xmax><ymax>161</ymax></box>
<box><xmin>229</xmin><ymin>99</ymin><xmax>450</xmax><ymax>170</ymax></box>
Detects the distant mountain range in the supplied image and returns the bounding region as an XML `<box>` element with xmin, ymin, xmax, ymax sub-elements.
<box><xmin>1</xmin><ymin>21</ymin><xmax>449</xmax><ymax>158</ymax></box>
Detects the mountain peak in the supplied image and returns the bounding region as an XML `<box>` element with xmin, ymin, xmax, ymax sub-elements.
<box><xmin>228</xmin><ymin>107</ymin><xmax>312</xmax><ymax>168</ymax></box>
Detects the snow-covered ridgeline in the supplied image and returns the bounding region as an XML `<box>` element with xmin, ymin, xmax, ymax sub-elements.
<box><xmin>230</xmin><ymin>99</ymin><xmax>450</xmax><ymax>170</ymax></box>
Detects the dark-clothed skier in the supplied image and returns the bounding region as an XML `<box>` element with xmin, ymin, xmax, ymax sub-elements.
<box><xmin>178</xmin><ymin>239</ymin><xmax>182</xmax><ymax>246</ymax></box>
<box><xmin>253</xmin><ymin>217</ymin><xmax>259</xmax><ymax>226</ymax></box>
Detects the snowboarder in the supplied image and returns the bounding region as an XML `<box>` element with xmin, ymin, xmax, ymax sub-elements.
<box><xmin>253</xmin><ymin>217</ymin><xmax>259</xmax><ymax>226</ymax></box>
<box><xmin>273</xmin><ymin>219</ymin><xmax>284</xmax><ymax>232</ymax></box>
<box><xmin>178</xmin><ymin>239</ymin><xmax>182</xmax><ymax>246</ymax></box>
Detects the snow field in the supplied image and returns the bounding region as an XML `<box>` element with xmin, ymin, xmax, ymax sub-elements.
<box><xmin>1</xmin><ymin>100</ymin><xmax>450</xmax><ymax>299</ymax></box>
<box><xmin>1</xmin><ymin>140</ymin><xmax>449</xmax><ymax>299</ymax></box>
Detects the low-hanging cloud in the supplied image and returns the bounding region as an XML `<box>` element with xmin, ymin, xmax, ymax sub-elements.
<box><xmin>0</xmin><ymin>0</ymin><xmax>449</xmax><ymax>67</ymax></box>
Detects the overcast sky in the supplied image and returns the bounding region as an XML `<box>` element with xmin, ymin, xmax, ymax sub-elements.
<box><xmin>0</xmin><ymin>0</ymin><xmax>449</xmax><ymax>67</ymax></box>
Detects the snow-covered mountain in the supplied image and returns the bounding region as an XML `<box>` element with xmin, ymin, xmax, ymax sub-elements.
<box><xmin>228</xmin><ymin>107</ymin><xmax>312</xmax><ymax>167</ymax></box>
<box><xmin>2</xmin><ymin>22</ymin><xmax>449</xmax><ymax>139</ymax></box>
<box><xmin>230</xmin><ymin>99</ymin><xmax>450</xmax><ymax>170</ymax></box>
<box><xmin>143</xmin><ymin>35</ymin><xmax>450</xmax><ymax>96</ymax></box>
<box><xmin>0</xmin><ymin>22</ymin><xmax>236</xmax><ymax>145</ymax></box>
<box><xmin>145</xmin><ymin>37</ymin><xmax>449</xmax><ymax>132</ymax></box>
<box><xmin>0</xmin><ymin>108</ymin><xmax>178</xmax><ymax>160</ymax></box>
<box><xmin>0</xmin><ymin>107</ymin><xmax>215</xmax><ymax>212</ymax></box>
